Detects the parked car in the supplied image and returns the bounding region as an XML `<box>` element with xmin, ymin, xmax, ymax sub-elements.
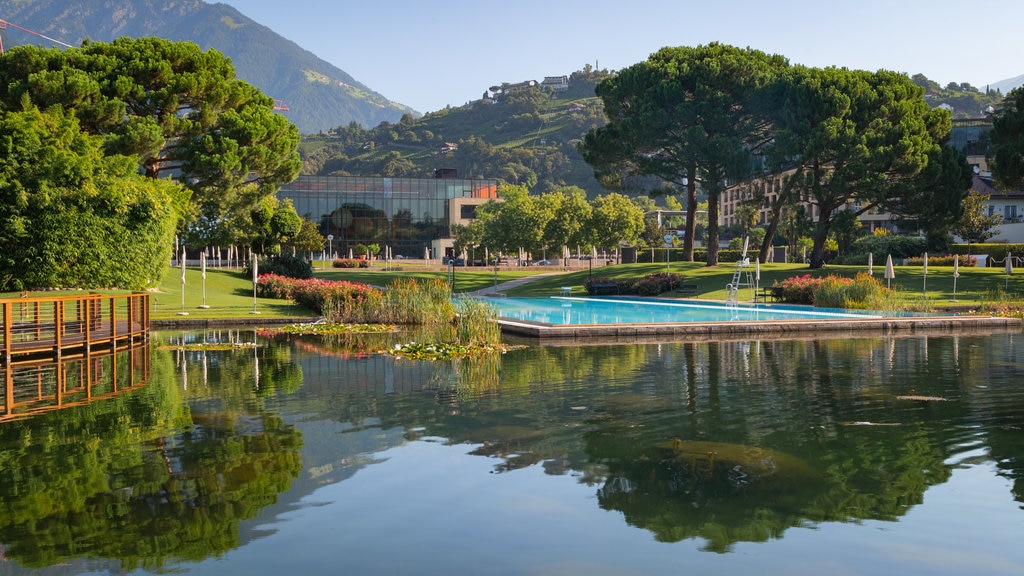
<box><xmin>531</xmin><ymin>259</ymin><xmax>555</xmax><ymax>266</ymax></box>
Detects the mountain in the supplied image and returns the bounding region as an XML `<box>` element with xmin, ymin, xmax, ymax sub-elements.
<box><xmin>990</xmin><ymin>74</ymin><xmax>1024</xmax><ymax>95</ymax></box>
<box><xmin>0</xmin><ymin>0</ymin><xmax>416</xmax><ymax>134</ymax></box>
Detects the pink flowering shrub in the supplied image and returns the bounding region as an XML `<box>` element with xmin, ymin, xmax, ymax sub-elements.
<box><xmin>256</xmin><ymin>273</ymin><xmax>379</xmax><ymax>313</ymax></box>
<box><xmin>584</xmin><ymin>273</ymin><xmax>685</xmax><ymax>296</ymax></box>
<box><xmin>774</xmin><ymin>274</ymin><xmax>843</xmax><ymax>305</ymax></box>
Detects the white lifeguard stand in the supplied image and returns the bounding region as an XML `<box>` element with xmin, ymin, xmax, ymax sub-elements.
<box><xmin>726</xmin><ymin>238</ymin><xmax>756</xmax><ymax>306</ymax></box>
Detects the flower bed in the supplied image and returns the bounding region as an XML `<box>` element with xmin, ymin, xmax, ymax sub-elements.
<box><xmin>583</xmin><ymin>273</ymin><xmax>685</xmax><ymax>296</ymax></box>
<box><xmin>256</xmin><ymin>273</ymin><xmax>377</xmax><ymax>313</ymax></box>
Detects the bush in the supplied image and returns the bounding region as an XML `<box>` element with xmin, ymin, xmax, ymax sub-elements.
<box><xmin>841</xmin><ymin>235</ymin><xmax>928</xmax><ymax>265</ymax></box>
<box><xmin>332</xmin><ymin>258</ymin><xmax>369</xmax><ymax>268</ymax></box>
<box><xmin>583</xmin><ymin>273</ymin><xmax>685</xmax><ymax>296</ymax></box>
<box><xmin>256</xmin><ymin>273</ymin><xmax>377</xmax><ymax>313</ymax></box>
<box><xmin>905</xmin><ymin>254</ymin><xmax>975</xmax><ymax>267</ymax></box>
<box><xmin>256</xmin><ymin>253</ymin><xmax>314</xmax><ymax>279</ymax></box>
<box><xmin>950</xmin><ymin>243</ymin><xmax>1024</xmax><ymax>263</ymax></box>
<box><xmin>774</xmin><ymin>274</ymin><xmax>833</xmax><ymax>305</ymax></box>
<box><xmin>812</xmin><ymin>273</ymin><xmax>892</xmax><ymax>309</ymax></box>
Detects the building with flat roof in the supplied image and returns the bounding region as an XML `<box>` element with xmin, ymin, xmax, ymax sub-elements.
<box><xmin>278</xmin><ymin>175</ymin><xmax>498</xmax><ymax>259</ymax></box>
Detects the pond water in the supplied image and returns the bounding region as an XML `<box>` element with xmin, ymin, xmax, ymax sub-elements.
<box><xmin>0</xmin><ymin>328</ymin><xmax>1023</xmax><ymax>575</ymax></box>
<box><xmin>483</xmin><ymin>296</ymin><xmax>905</xmax><ymax>325</ymax></box>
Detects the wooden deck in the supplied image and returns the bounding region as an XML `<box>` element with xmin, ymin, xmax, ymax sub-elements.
<box><xmin>1</xmin><ymin>293</ymin><xmax>149</xmax><ymax>365</ymax></box>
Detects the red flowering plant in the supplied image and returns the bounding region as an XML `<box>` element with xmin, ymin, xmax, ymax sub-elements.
<box><xmin>773</xmin><ymin>274</ymin><xmax>844</xmax><ymax>305</ymax></box>
<box><xmin>256</xmin><ymin>273</ymin><xmax>378</xmax><ymax>313</ymax></box>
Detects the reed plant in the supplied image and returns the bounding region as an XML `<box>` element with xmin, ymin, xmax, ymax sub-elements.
<box><xmin>454</xmin><ymin>297</ymin><xmax>502</xmax><ymax>347</ymax></box>
<box><xmin>321</xmin><ymin>277</ymin><xmax>501</xmax><ymax>347</ymax></box>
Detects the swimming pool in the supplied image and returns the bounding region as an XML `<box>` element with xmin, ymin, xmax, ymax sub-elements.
<box><xmin>482</xmin><ymin>296</ymin><xmax>894</xmax><ymax>325</ymax></box>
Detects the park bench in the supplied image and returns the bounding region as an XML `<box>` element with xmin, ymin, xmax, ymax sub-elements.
<box><xmin>588</xmin><ymin>282</ymin><xmax>619</xmax><ymax>296</ymax></box>
<box><xmin>674</xmin><ymin>283</ymin><xmax>699</xmax><ymax>298</ymax></box>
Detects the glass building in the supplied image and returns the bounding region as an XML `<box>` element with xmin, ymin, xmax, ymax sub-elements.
<box><xmin>278</xmin><ymin>175</ymin><xmax>498</xmax><ymax>259</ymax></box>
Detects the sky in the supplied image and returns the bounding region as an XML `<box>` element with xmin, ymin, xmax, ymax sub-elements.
<box><xmin>219</xmin><ymin>0</ymin><xmax>1024</xmax><ymax>114</ymax></box>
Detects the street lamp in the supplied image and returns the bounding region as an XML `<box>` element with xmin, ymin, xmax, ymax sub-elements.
<box><xmin>327</xmin><ymin>234</ymin><xmax>334</xmax><ymax>266</ymax></box>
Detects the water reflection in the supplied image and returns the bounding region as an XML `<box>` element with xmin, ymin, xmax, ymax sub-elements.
<box><xmin>0</xmin><ymin>332</ymin><xmax>302</xmax><ymax>571</ymax></box>
<box><xmin>0</xmin><ymin>329</ymin><xmax>1021</xmax><ymax>573</ymax></box>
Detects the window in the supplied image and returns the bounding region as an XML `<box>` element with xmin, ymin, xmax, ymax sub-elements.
<box><xmin>1006</xmin><ymin>205</ymin><xmax>1018</xmax><ymax>221</ymax></box>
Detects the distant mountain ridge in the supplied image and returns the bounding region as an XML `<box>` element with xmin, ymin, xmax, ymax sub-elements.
<box><xmin>990</xmin><ymin>74</ymin><xmax>1024</xmax><ymax>95</ymax></box>
<box><xmin>0</xmin><ymin>0</ymin><xmax>416</xmax><ymax>134</ymax></box>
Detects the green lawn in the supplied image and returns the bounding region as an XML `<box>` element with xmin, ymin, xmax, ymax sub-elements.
<box><xmin>497</xmin><ymin>261</ymin><xmax>1023</xmax><ymax>305</ymax></box>
<box><xmin>7</xmin><ymin>260</ymin><xmax>1022</xmax><ymax>321</ymax></box>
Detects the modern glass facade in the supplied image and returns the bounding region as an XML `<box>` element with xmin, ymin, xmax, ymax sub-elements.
<box><xmin>278</xmin><ymin>175</ymin><xmax>498</xmax><ymax>258</ymax></box>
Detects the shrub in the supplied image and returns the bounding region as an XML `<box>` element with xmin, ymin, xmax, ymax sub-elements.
<box><xmin>774</xmin><ymin>274</ymin><xmax>834</xmax><ymax>305</ymax></box>
<box><xmin>905</xmin><ymin>254</ymin><xmax>975</xmax><ymax>267</ymax></box>
<box><xmin>812</xmin><ymin>273</ymin><xmax>893</xmax><ymax>309</ymax></box>
<box><xmin>256</xmin><ymin>273</ymin><xmax>377</xmax><ymax>313</ymax></box>
<box><xmin>332</xmin><ymin>258</ymin><xmax>369</xmax><ymax>268</ymax></box>
<box><xmin>634</xmin><ymin>273</ymin><xmax>685</xmax><ymax>295</ymax></box>
<box><xmin>583</xmin><ymin>273</ymin><xmax>685</xmax><ymax>296</ymax></box>
<box><xmin>256</xmin><ymin>253</ymin><xmax>314</xmax><ymax>279</ymax></box>
<box><xmin>842</xmin><ymin>235</ymin><xmax>928</xmax><ymax>265</ymax></box>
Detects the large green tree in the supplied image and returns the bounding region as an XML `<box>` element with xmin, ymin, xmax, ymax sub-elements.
<box><xmin>580</xmin><ymin>43</ymin><xmax>788</xmax><ymax>265</ymax></box>
<box><xmin>0</xmin><ymin>106</ymin><xmax>187</xmax><ymax>291</ymax></box>
<box><xmin>989</xmin><ymin>87</ymin><xmax>1024</xmax><ymax>191</ymax></box>
<box><xmin>0</xmin><ymin>37</ymin><xmax>301</xmax><ymax>248</ymax></box>
<box><xmin>539</xmin><ymin>186</ymin><xmax>593</xmax><ymax>260</ymax></box>
<box><xmin>768</xmin><ymin>66</ymin><xmax>942</xmax><ymax>267</ymax></box>
<box><xmin>953</xmin><ymin>190</ymin><xmax>1002</xmax><ymax>252</ymax></box>
<box><xmin>589</xmin><ymin>192</ymin><xmax>645</xmax><ymax>254</ymax></box>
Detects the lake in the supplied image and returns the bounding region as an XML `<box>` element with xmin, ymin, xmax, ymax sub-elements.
<box><xmin>0</xmin><ymin>328</ymin><xmax>1022</xmax><ymax>575</ymax></box>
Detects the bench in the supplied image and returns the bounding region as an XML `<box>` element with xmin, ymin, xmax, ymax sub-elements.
<box><xmin>757</xmin><ymin>286</ymin><xmax>784</xmax><ymax>302</ymax></box>
<box><xmin>674</xmin><ymin>283</ymin><xmax>699</xmax><ymax>298</ymax></box>
<box><xmin>588</xmin><ymin>282</ymin><xmax>619</xmax><ymax>296</ymax></box>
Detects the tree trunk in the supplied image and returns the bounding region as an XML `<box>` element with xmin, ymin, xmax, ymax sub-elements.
<box><xmin>809</xmin><ymin>213</ymin><xmax>833</xmax><ymax>269</ymax></box>
<box><xmin>706</xmin><ymin>195</ymin><xmax>720</xmax><ymax>267</ymax></box>
<box><xmin>682</xmin><ymin>174</ymin><xmax>697</xmax><ymax>261</ymax></box>
<box><xmin>759</xmin><ymin>203</ymin><xmax>784</xmax><ymax>264</ymax></box>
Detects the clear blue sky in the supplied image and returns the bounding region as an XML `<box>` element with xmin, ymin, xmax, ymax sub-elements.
<box><xmin>220</xmin><ymin>0</ymin><xmax>1023</xmax><ymax>114</ymax></box>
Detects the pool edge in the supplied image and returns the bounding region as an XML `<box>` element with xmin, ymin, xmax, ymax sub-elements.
<box><xmin>497</xmin><ymin>315</ymin><xmax>1024</xmax><ymax>341</ymax></box>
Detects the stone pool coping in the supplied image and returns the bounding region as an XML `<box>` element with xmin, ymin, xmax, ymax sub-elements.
<box><xmin>497</xmin><ymin>314</ymin><xmax>1023</xmax><ymax>342</ymax></box>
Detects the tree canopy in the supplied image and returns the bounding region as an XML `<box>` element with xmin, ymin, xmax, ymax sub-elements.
<box><xmin>580</xmin><ymin>45</ymin><xmax>968</xmax><ymax>268</ymax></box>
<box><xmin>0</xmin><ymin>37</ymin><xmax>301</xmax><ymax>250</ymax></box>
<box><xmin>580</xmin><ymin>44</ymin><xmax>788</xmax><ymax>265</ymax></box>
<box><xmin>989</xmin><ymin>87</ymin><xmax>1024</xmax><ymax>191</ymax></box>
<box><xmin>0</xmin><ymin>105</ymin><xmax>187</xmax><ymax>290</ymax></box>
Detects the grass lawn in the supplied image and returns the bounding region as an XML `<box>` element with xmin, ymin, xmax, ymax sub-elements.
<box><xmin>6</xmin><ymin>260</ymin><xmax>1022</xmax><ymax>321</ymax></box>
<box><xmin>496</xmin><ymin>261</ymin><xmax>1024</xmax><ymax>305</ymax></box>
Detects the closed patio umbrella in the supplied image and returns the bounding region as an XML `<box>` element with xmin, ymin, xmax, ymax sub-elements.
<box><xmin>952</xmin><ymin>256</ymin><xmax>960</xmax><ymax>301</ymax></box>
<box><xmin>867</xmin><ymin>252</ymin><xmax>873</xmax><ymax>275</ymax></box>
<box><xmin>1007</xmin><ymin>252</ymin><xmax>1013</xmax><ymax>290</ymax></box>
<box><xmin>923</xmin><ymin>252</ymin><xmax>928</xmax><ymax>295</ymax></box>
<box><xmin>885</xmin><ymin>254</ymin><xmax>895</xmax><ymax>289</ymax></box>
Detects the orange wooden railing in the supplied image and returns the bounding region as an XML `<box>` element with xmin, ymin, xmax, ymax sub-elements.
<box><xmin>1</xmin><ymin>338</ymin><xmax>150</xmax><ymax>422</ymax></box>
<box><xmin>1</xmin><ymin>293</ymin><xmax>149</xmax><ymax>365</ymax></box>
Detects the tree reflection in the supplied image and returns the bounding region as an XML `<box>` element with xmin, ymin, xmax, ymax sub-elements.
<box><xmin>0</xmin><ymin>341</ymin><xmax>303</xmax><ymax>570</ymax></box>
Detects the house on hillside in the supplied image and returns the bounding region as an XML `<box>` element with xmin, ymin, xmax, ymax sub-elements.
<box><xmin>440</xmin><ymin>142</ymin><xmax>458</xmax><ymax>154</ymax></box>
<box><xmin>542</xmin><ymin>76</ymin><xmax>569</xmax><ymax>93</ymax></box>
<box><xmin>568</xmin><ymin>102</ymin><xmax>587</xmax><ymax>112</ymax></box>
<box><xmin>504</xmin><ymin>80</ymin><xmax>538</xmax><ymax>92</ymax></box>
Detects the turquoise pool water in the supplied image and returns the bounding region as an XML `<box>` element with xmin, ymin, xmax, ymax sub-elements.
<box><xmin>482</xmin><ymin>296</ymin><xmax>897</xmax><ymax>325</ymax></box>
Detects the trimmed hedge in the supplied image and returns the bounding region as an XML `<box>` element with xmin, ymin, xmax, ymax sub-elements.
<box><xmin>950</xmin><ymin>243</ymin><xmax>1024</xmax><ymax>263</ymax></box>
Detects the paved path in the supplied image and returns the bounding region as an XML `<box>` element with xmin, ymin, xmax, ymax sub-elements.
<box><xmin>461</xmin><ymin>271</ymin><xmax>568</xmax><ymax>298</ymax></box>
